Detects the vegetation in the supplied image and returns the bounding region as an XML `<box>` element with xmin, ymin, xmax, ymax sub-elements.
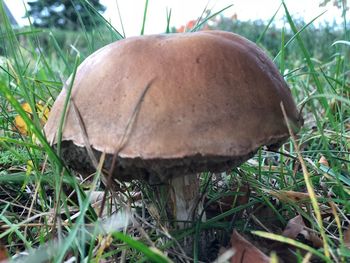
<box><xmin>0</xmin><ymin>0</ymin><xmax>349</xmax><ymax>262</ymax></box>
<box><xmin>27</xmin><ymin>0</ymin><xmax>106</xmax><ymax>30</ymax></box>
<box><xmin>207</xmin><ymin>15</ymin><xmax>345</xmax><ymax>61</ymax></box>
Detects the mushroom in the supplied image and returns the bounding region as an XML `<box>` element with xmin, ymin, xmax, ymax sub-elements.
<box><xmin>44</xmin><ymin>30</ymin><xmax>302</xmax><ymax>226</ymax></box>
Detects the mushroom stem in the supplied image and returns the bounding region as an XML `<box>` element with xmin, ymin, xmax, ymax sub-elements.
<box><xmin>168</xmin><ymin>173</ymin><xmax>203</xmax><ymax>228</ymax></box>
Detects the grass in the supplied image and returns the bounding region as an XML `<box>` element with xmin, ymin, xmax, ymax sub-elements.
<box><xmin>0</xmin><ymin>0</ymin><xmax>350</xmax><ymax>262</ymax></box>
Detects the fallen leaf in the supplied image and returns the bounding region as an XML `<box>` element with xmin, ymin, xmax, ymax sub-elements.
<box><xmin>0</xmin><ymin>244</ymin><xmax>8</xmax><ymax>262</ymax></box>
<box><xmin>306</xmin><ymin>232</ymin><xmax>323</xmax><ymax>248</ymax></box>
<box><xmin>268</xmin><ymin>190</ymin><xmax>319</xmax><ymax>204</ymax></box>
<box><xmin>229</xmin><ymin>230</ymin><xmax>270</xmax><ymax>263</ymax></box>
<box><xmin>318</xmin><ymin>155</ymin><xmax>329</xmax><ymax>167</ymax></box>
<box><xmin>236</xmin><ymin>184</ymin><xmax>250</xmax><ymax>208</ymax></box>
<box><xmin>14</xmin><ymin>102</ymin><xmax>32</xmax><ymax>135</ymax></box>
<box><xmin>343</xmin><ymin>227</ymin><xmax>350</xmax><ymax>249</ymax></box>
<box><xmin>282</xmin><ymin>215</ymin><xmax>323</xmax><ymax>249</ymax></box>
<box><xmin>282</xmin><ymin>215</ymin><xmax>305</xmax><ymax>239</ymax></box>
<box><xmin>13</xmin><ymin>102</ymin><xmax>50</xmax><ymax>135</ymax></box>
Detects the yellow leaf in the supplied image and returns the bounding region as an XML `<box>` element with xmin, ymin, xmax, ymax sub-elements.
<box><xmin>36</xmin><ymin>103</ymin><xmax>50</xmax><ymax>123</ymax></box>
<box><xmin>26</xmin><ymin>160</ymin><xmax>33</xmax><ymax>176</ymax></box>
<box><xmin>14</xmin><ymin>102</ymin><xmax>32</xmax><ymax>135</ymax></box>
<box><xmin>13</xmin><ymin>102</ymin><xmax>50</xmax><ymax>135</ymax></box>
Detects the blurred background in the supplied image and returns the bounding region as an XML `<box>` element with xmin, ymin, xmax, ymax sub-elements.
<box><xmin>2</xmin><ymin>0</ymin><xmax>348</xmax><ymax>67</ymax></box>
<box><xmin>3</xmin><ymin>0</ymin><xmax>346</xmax><ymax>36</ymax></box>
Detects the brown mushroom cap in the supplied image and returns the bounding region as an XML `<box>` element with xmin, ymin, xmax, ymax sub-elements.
<box><xmin>44</xmin><ymin>30</ymin><xmax>302</xmax><ymax>182</ymax></box>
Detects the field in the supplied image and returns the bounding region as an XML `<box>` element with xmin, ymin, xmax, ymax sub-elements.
<box><xmin>0</xmin><ymin>1</ymin><xmax>349</xmax><ymax>262</ymax></box>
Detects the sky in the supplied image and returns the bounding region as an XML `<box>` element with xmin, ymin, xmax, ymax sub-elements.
<box><xmin>4</xmin><ymin>0</ymin><xmax>346</xmax><ymax>36</ymax></box>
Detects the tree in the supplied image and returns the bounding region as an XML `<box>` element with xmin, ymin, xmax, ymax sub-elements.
<box><xmin>319</xmin><ymin>0</ymin><xmax>348</xmax><ymax>9</ymax></box>
<box><xmin>27</xmin><ymin>0</ymin><xmax>106</xmax><ymax>30</ymax></box>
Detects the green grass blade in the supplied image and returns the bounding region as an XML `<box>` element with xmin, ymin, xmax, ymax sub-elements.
<box><xmin>0</xmin><ymin>136</ymin><xmax>42</xmax><ymax>150</ymax></box>
<box><xmin>332</xmin><ymin>40</ymin><xmax>350</xmax><ymax>47</ymax></box>
<box><xmin>273</xmin><ymin>10</ymin><xmax>327</xmax><ymax>62</ymax></box>
<box><xmin>280</xmin><ymin>26</ymin><xmax>285</xmax><ymax>74</ymax></box>
<box><xmin>112</xmin><ymin>231</ymin><xmax>171</xmax><ymax>263</ymax></box>
<box><xmin>191</xmin><ymin>5</ymin><xmax>233</xmax><ymax>32</ymax></box>
<box><xmin>140</xmin><ymin>0</ymin><xmax>149</xmax><ymax>35</ymax></box>
<box><xmin>253</xmin><ymin>231</ymin><xmax>331</xmax><ymax>262</ymax></box>
<box><xmin>82</xmin><ymin>0</ymin><xmax>124</xmax><ymax>40</ymax></box>
<box><xmin>165</xmin><ymin>8</ymin><xmax>172</xmax><ymax>34</ymax></box>
<box><xmin>256</xmin><ymin>3</ymin><xmax>282</xmax><ymax>44</ymax></box>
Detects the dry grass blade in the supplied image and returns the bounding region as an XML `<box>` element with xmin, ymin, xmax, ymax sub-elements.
<box><xmin>65</xmin><ymin>79</ymin><xmax>158</xmax><ymax>256</ymax></box>
<box><xmin>67</xmin><ymin>79</ymin><xmax>153</xmax><ymax>217</ymax></box>
<box><xmin>24</xmin><ymin>183</ymin><xmax>41</xmax><ymax>239</ymax></box>
<box><xmin>328</xmin><ymin>200</ymin><xmax>343</xmax><ymax>246</ymax></box>
<box><xmin>70</xmin><ymin>98</ymin><xmax>99</xmax><ymax>168</ymax></box>
<box><xmin>280</xmin><ymin>102</ymin><xmax>330</xmax><ymax>259</ymax></box>
<box><xmin>101</xmin><ymin>79</ymin><xmax>154</xmax><ymax>217</ymax></box>
<box><xmin>302</xmin><ymin>252</ymin><xmax>313</xmax><ymax>263</ymax></box>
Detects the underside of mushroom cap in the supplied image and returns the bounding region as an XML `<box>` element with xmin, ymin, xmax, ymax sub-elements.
<box><xmin>60</xmin><ymin>140</ymin><xmax>259</xmax><ymax>183</ymax></box>
<box><xmin>45</xmin><ymin>30</ymin><xmax>302</xmax><ymax>181</ymax></box>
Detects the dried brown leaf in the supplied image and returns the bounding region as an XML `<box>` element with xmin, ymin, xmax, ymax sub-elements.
<box><xmin>229</xmin><ymin>230</ymin><xmax>270</xmax><ymax>263</ymax></box>
<box><xmin>282</xmin><ymin>215</ymin><xmax>305</xmax><ymax>239</ymax></box>
<box><xmin>306</xmin><ymin>232</ymin><xmax>323</xmax><ymax>248</ymax></box>
<box><xmin>236</xmin><ymin>184</ymin><xmax>250</xmax><ymax>207</ymax></box>
<box><xmin>318</xmin><ymin>155</ymin><xmax>329</xmax><ymax>167</ymax></box>
<box><xmin>0</xmin><ymin>245</ymin><xmax>8</xmax><ymax>263</ymax></box>
<box><xmin>343</xmin><ymin>227</ymin><xmax>350</xmax><ymax>249</ymax></box>
<box><xmin>269</xmin><ymin>190</ymin><xmax>319</xmax><ymax>204</ymax></box>
<box><xmin>282</xmin><ymin>215</ymin><xmax>323</xmax><ymax>249</ymax></box>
